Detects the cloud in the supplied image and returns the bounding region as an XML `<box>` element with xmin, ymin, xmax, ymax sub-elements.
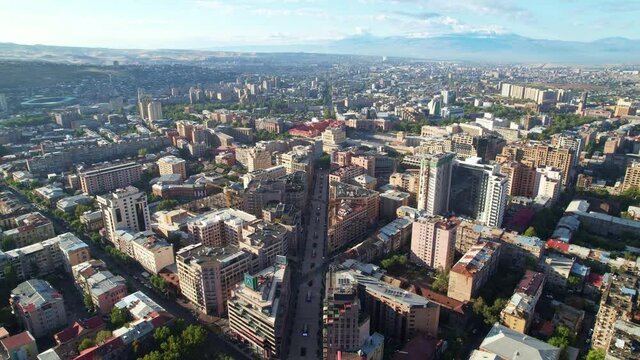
<box><xmin>393</xmin><ymin>11</ymin><xmax>442</xmax><ymax>20</ymax></box>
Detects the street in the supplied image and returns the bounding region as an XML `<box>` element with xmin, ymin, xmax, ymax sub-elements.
<box><xmin>2</xmin><ymin>185</ymin><xmax>251</xmax><ymax>360</ymax></box>
<box><xmin>287</xmin><ymin>170</ymin><xmax>329</xmax><ymax>359</ymax></box>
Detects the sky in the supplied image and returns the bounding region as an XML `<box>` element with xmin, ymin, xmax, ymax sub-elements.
<box><xmin>0</xmin><ymin>0</ymin><xmax>638</xmax><ymax>49</ymax></box>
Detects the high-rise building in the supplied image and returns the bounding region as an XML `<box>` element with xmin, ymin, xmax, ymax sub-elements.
<box><xmin>79</xmin><ymin>162</ymin><xmax>143</xmax><ymax>195</ymax></box>
<box><xmin>176</xmin><ymin>243</ymin><xmax>252</xmax><ymax>315</ymax></box>
<box><xmin>441</xmin><ymin>90</ymin><xmax>456</xmax><ymax>105</ymax></box>
<box><xmin>97</xmin><ymin>186</ymin><xmax>151</xmax><ymax>244</ymax></box>
<box><xmin>534</xmin><ymin>167</ymin><xmax>562</xmax><ymax>204</ymax></box>
<box><xmin>448</xmin><ymin>241</ymin><xmax>501</xmax><ymax>302</ymax></box>
<box><xmin>147</xmin><ymin>101</ymin><xmax>163</xmax><ymax>121</ymax></box>
<box><xmin>622</xmin><ymin>162</ymin><xmax>640</xmax><ymax>192</ymax></box>
<box><xmin>10</xmin><ymin>280</ymin><xmax>67</xmax><ymax>338</ymax></box>
<box><xmin>137</xmin><ymin>90</ymin><xmax>152</xmax><ymax>120</ymax></box>
<box><xmin>323</xmin><ymin>269</ymin><xmax>366</xmax><ymax>360</ymax></box>
<box><xmin>410</xmin><ymin>216</ymin><xmax>457</xmax><ymax>270</ymax></box>
<box><xmin>417</xmin><ymin>153</ymin><xmax>454</xmax><ymax>216</ymax></box>
<box><xmin>228</xmin><ymin>256</ymin><xmax>290</xmax><ymax>359</ymax></box>
<box><xmin>0</xmin><ymin>93</ymin><xmax>7</xmax><ymax>112</ymax></box>
<box><xmin>450</xmin><ymin>158</ymin><xmax>508</xmax><ymax>227</ymax></box>
<box><xmin>157</xmin><ymin>155</ymin><xmax>187</xmax><ymax>180</ymax></box>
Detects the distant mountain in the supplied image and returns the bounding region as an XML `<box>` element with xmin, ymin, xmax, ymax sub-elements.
<box><xmin>2</xmin><ymin>33</ymin><xmax>640</xmax><ymax>64</ymax></box>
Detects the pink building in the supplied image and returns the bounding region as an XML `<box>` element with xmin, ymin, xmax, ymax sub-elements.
<box><xmin>410</xmin><ymin>217</ymin><xmax>457</xmax><ymax>270</ymax></box>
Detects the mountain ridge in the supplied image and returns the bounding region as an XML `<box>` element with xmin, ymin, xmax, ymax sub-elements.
<box><xmin>1</xmin><ymin>33</ymin><xmax>639</xmax><ymax>65</ymax></box>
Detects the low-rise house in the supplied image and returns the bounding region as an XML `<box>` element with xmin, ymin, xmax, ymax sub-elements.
<box><xmin>0</xmin><ymin>331</ymin><xmax>38</xmax><ymax>360</ymax></box>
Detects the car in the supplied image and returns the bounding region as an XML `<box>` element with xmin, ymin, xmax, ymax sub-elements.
<box><xmin>312</xmin><ymin>249</ymin><xmax>316</xmax><ymax>258</ymax></box>
<box><xmin>317</xmin><ymin>206</ymin><xmax>320</xmax><ymax>211</ymax></box>
<box><xmin>306</xmin><ymin>291</ymin><xmax>311</xmax><ymax>302</ymax></box>
<box><xmin>316</xmin><ymin>217</ymin><xmax>319</xmax><ymax>222</ymax></box>
<box><xmin>302</xmin><ymin>323</ymin><xmax>308</xmax><ymax>336</ymax></box>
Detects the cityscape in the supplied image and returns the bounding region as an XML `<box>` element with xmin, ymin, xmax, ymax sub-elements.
<box><xmin>0</xmin><ymin>1</ymin><xmax>640</xmax><ymax>360</ymax></box>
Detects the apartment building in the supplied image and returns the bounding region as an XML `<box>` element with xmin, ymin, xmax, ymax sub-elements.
<box><xmin>622</xmin><ymin>162</ymin><xmax>640</xmax><ymax>192</ymax></box>
<box><xmin>498</xmin><ymin>143</ymin><xmax>574</xmax><ymax>186</ymax></box>
<box><xmin>329</xmin><ymin>165</ymin><xmax>366</xmax><ymax>185</ymax></box>
<box><xmin>79</xmin><ymin>162</ymin><xmax>143</xmax><ymax>194</ymax></box>
<box><xmin>500</xmin><ymin>271</ymin><xmax>545</xmax><ymax>333</ymax></box>
<box><xmin>176</xmin><ymin>243</ymin><xmax>252</xmax><ymax>315</ymax></box>
<box><xmin>541</xmin><ymin>254</ymin><xmax>575</xmax><ymax>288</ymax></box>
<box><xmin>327</xmin><ymin>182</ymin><xmax>379</xmax><ymax>252</ymax></box>
<box><xmin>323</xmin><ymin>270</ymin><xmax>367</xmax><ymax>360</ymax></box>
<box><xmin>417</xmin><ymin>153</ymin><xmax>454</xmax><ymax>216</ymax></box>
<box><xmin>236</xmin><ymin>147</ymin><xmax>272</xmax><ymax>172</ymax></box>
<box><xmin>354</xmin><ymin>271</ymin><xmax>440</xmax><ymax>343</ymax></box>
<box><xmin>448</xmin><ymin>241</ymin><xmax>502</xmax><ymax>302</ymax></box>
<box><xmin>157</xmin><ymin>156</ymin><xmax>187</xmax><ymax>180</ymax></box>
<box><xmin>228</xmin><ymin>256</ymin><xmax>290</xmax><ymax>359</ymax></box>
<box><xmin>239</xmin><ymin>220</ymin><xmax>290</xmax><ymax>273</ymax></box>
<box><xmin>10</xmin><ymin>279</ymin><xmax>67</xmax><ymax>338</ymax></box>
<box><xmin>607</xmin><ymin>320</ymin><xmax>640</xmax><ymax>360</ymax></box>
<box><xmin>241</xmin><ymin>165</ymin><xmax>287</xmax><ymax>188</ymax></box>
<box><xmin>379</xmin><ymin>190</ymin><xmax>410</xmax><ymax>221</ymax></box>
<box><xmin>186</xmin><ymin>208</ymin><xmax>257</xmax><ymax>247</ymax></box>
<box><xmin>115</xmin><ymin>230</ymin><xmax>175</xmax><ymax>274</ymax></box>
<box><xmin>73</xmin><ymin>260</ymin><xmax>128</xmax><ymax>314</ymax></box>
<box><xmin>410</xmin><ymin>216</ymin><xmax>457</xmax><ymax>270</ymax></box>
<box><xmin>389</xmin><ymin>171</ymin><xmax>419</xmax><ymax>207</ymax></box>
<box><xmin>97</xmin><ymin>186</ymin><xmax>150</xmax><ymax>244</ymax></box>
<box><xmin>1</xmin><ymin>212</ymin><xmax>55</xmax><ymax>248</ymax></box>
<box><xmin>592</xmin><ymin>272</ymin><xmax>639</xmax><ymax>350</ymax></box>
<box><xmin>1</xmin><ymin>232</ymin><xmax>90</xmax><ymax>280</ymax></box>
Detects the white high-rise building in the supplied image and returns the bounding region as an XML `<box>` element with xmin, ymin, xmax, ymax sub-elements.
<box><xmin>441</xmin><ymin>90</ymin><xmax>456</xmax><ymax>105</ymax></box>
<box><xmin>534</xmin><ymin>167</ymin><xmax>562</xmax><ymax>204</ymax></box>
<box><xmin>481</xmin><ymin>174</ymin><xmax>508</xmax><ymax>228</ymax></box>
<box><xmin>97</xmin><ymin>186</ymin><xmax>151</xmax><ymax>244</ymax></box>
<box><xmin>147</xmin><ymin>101</ymin><xmax>163</xmax><ymax>121</ymax></box>
<box><xmin>0</xmin><ymin>93</ymin><xmax>7</xmax><ymax>112</ymax></box>
<box><xmin>417</xmin><ymin>153</ymin><xmax>454</xmax><ymax>216</ymax></box>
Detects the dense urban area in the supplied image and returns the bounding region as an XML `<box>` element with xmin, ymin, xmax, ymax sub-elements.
<box><xmin>0</xmin><ymin>55</ymin><xmax>640</xmax><ymax>360</ymax></box>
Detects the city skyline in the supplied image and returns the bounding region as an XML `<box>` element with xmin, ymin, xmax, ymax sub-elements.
<box><xmin>0</xmin><ymin>0</ymin><xmax>638</xmax><ymax>50</ymax></box>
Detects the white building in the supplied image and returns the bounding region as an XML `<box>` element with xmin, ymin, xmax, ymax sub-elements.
<box><xmin>147</xmin><ymin>101</ymin><xmax>163</xmax><ymax>121</ymax></box>
<box><xmin>97</xmin><ymin>186</ymin><xmax>151</xmax><ymax>245</ymax></box>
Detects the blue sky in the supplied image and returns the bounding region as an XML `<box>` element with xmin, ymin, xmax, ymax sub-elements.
<box><xmin>0</xmin><ymin>0</ymin><xmax>638</xmax><ymax>49</ymax></box>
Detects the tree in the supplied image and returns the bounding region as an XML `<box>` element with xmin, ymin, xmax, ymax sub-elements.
<box><xmin>138</xmin><ymin>148</ymin><xmax>148</xmax><ymax>157</ymax></box>
<box><xmin>95</xmin><ymin>330</ymin><xmax>113</xmax><ymax>344</ymax></box>
<box><xmin>0</xmin><ymin>236</ymin><xmax>16</xmax><ymax>251</ymax></box>
<box><xmin>182</xmin><ymin>325</ymin><xmax>206</xmax><ymax>347</ymax></box>
<box><xmin>585</xmin><ymin>349</ymin><xmax>605</xmax><ymax>360</ymax></box>
<box><xmin>74</xmin><ymin>204</ymin><xmax>92</xmax><ymax>219</ymax></box>
<box><xmin>156</xmin><ymin>200</ymin><xmax>178</xmax><ymax>211</ymax></box>
<box><xmin>83</xmin><ymin>292</ymin><xmax>95</xmax><ymax>313</ymax></box>
<box><xmin>150</xmin><ymin>275</ymin><xmax>167</xmax><ymax>294</ymax></box>
<box><xmin>153</xmin><ymin>326</ymin><xmax>171</xmax><ymax>343</ymax></box>
<box><xmin>110</xmin><ymin>306</ymin><xmax>131</xmax><ymax>328</ymax></box>
<box><xmin>77</xmin><ymin>338</ymin><xmax>95</xmax><ymax>352</ymax></box>
<box><xmin>431</xmin><ymin>268</ymin><xmax>450</xmax><ymax>294</ymax></box>
<box><xmin>523</xmin><ymin>226</ymin><xmax>537</xmax><ymax>237</ymax></box>
<box><xmin>547</xmin><ymin>326</ymin><xmax>574</xmax><ymax>359</ymax></box>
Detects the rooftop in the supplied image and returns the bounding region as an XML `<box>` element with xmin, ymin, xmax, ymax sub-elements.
<box><xmin>332</xmin><ymin>181</ymin><xmax>378</xmax><ymax>199</ymax></box>
<box><xmin>11</xmin><ymin>279</ymin><xmax>63</xmax><ymax>313</ymax></box>
<box><xmin>115</xmin><ymin>291</ymin><xmax>165</xmax><ymax>320</ymax></box>
<box><xmin>177</xmin><ymin>243</ymin><xmax>246</xmax><ymax>266</ymax></box>
<box><xmin>230</xmin><ymin>258</ymin><xmax>288</xmax><ymax>320</ymax></box>
<box><xmin>0</xmin><ymin>331</ymin><xmax>35</xmax><ymax>350</ymax></box>
<box><xmin>480</xmin><ymin>323</ymin><xmax>560</xmax><ymax>360</ymax></box>
<box><xmin>158</xmin><ymin>155</ymin><xmax>185</xmax><ymax>165</ymax></box>
<box><xmin>451</xmin><ymin>240</ymin><xmax>501</xmax><ymax>277</ymax></box>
